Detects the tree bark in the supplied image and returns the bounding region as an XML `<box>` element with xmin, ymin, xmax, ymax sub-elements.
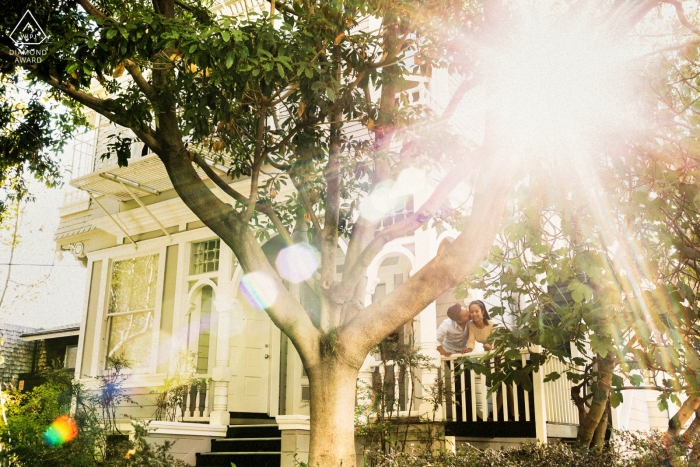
<box><xmin>307</xmin><ymin>358</ymin><xmax>361</xmax><ymax>467</ymax></box>
<box><xmin>668</xmin><ymin>395</ymin><xmax>700</xmax><ymax>435</ymax></box>
<box><xmin>591</xmin><ymin>400</ymin><xmax>610</xmax><ymax>448</ymax></box>
<box><xmin>683</xmin><ymin>405</ymin><xmax>700</xmax><ymax>437</ymax></box>
<box><xmin>577</xmin><ymin>355</ymin><xmax>614</xmax><ymax>447</ymax></box>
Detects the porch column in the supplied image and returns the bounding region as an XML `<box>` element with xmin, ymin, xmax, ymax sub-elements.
<box><xmin>413</xmin><ymin>222</ymin><xmax>442</xmax><ymax>419</ymax></box>
<box><xmin>209</xmin><ymin>245</ymin><xmax>235</xmax><ymax>426</ymax></box>
<box><xmin>530</xmin><ymin>345</ymin><xmax>548</xmax><ymax>443</ymax></box>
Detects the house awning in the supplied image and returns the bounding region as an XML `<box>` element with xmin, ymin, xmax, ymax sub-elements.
<box><xmin>69</xmin><ymin>153</ymin><xmax>223</xmax><ymax>201</ymax></box>
<box><xmin>22</xmin><ymin>324</ymin><xmax>80</xmax><ymax>341</ymax></box>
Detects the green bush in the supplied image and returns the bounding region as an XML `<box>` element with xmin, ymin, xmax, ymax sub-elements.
<box><xmin>0</xmin><ymin>367</ymin><xmax>187</xmax><ymax>467</ymax></box>
<box><xmin>369</xmin><ymin>442</ymin><xmax>622</xmax><ymax>467</ymax></box>
<box><xmin>370</xmin><ymin>431</ymin><xmax>700</xmax><ymax>467</ymax></box>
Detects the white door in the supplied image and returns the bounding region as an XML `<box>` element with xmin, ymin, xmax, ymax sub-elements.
<box><xmin>228</xmin><ymin>297</ymin><xmax>272</xmax><ymax>413</ymax></box>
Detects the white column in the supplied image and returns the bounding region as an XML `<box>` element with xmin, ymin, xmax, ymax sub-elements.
<box><xmin>413</xmin><ymin>219</ymin><xmax>442</xmax><ymax>419</ymax></box>
<box><xmin>530</xmin><ymin>345</ymin><xmax>548</xmax><ymax>443</ymax></box>
<box><xmin>209</xmin><ymin>245</ymin><xmax>235</xmax><ymax>426</ymax></box>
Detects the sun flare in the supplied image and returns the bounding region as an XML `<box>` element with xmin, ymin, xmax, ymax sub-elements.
<box><xmin>482</xmin><ymin>6</ymin><xmax>639</xmax><ymax>163</ymax></box>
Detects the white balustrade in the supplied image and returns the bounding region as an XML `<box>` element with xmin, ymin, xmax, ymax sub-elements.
<box><xmin>542</xmin><ymin>357</ymin><xmax>580</xmax><ymax>425</ymax></box>
<box><xmin>440</xmin><ymin>350</ymin><xmax>533</xmax><ymax>424</ymax></box>
<box><xmin>174</xmin><ymin>376</ymin><xmax>213</xmax><ymax>422</ymax></box>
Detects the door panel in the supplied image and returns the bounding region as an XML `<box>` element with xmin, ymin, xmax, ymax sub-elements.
<box><xmin>229</xmin><ymin>297</ymin><xmax>272</xmax><ymax>413</ymax></box>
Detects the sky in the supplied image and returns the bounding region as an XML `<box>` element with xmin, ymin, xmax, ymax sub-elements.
<box><xmin>0</xmin><ymin>180</ymin><xmax>87</xmax><ymax>330</ymax></box>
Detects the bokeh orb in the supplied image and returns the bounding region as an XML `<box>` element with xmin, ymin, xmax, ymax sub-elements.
<box><xmin>275</xmin><ymin>243</ymin><xmax>319</xmax><ymax>283</ymax></box>
<box><xmin>44</xmin><ymin>415</ymin><xmax>78</xmax><ymax>446</ymax></box>
<box><xmin>239</xmin><ymin>272</ymin><xmax>278</xmax><ymax>310</ymax></box>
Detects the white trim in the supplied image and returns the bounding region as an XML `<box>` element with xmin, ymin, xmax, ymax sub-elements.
<box><xmin>147</xmin><ymin>421</ymin><xmax>227</xmax><ymax>437</ymax></box>
<box><xmin>90</xmin><ymin>259</ymin><xmax>110</xmax><ymax>376</ymax></box>
<box><xmin>268</xmin><ymin>317</ymin><xmax>281</xmax><ymax>417</ymax></box>
<box><xmin>150</xmin><ymin>249</ymin><xmax>168</xmax><ymax>372</ymax></box>
<box><xmin>23</xmin><ymin>330</ymin><xmax>80</xmax><ymax>341</ymax></box>
<box><xmin>275</xmin><ymin>415</ymin><xmax>310</xmax><ymax>431</ymax></box>
<box><xmin>74</xmin><ymin>256</ymin><xmax>94</xmax><ymax>379</ymax></box>
<box><xmin>87</xmin><ymin>226</ymin><xmax>216</xmax><ymax>262</ymax></box>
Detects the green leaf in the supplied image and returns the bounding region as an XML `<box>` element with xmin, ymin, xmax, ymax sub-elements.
<box><xmin>277</xmin><ymin>63</ymin><xmax>285</xmax><ymax>78</ymax></box>
<box><xmin>305</xmin><ymin>67</ymin><xmax>313</xmax><ymax>78</ymax></box>
<box><xmin>105</xmin><ymin>29</ymin><xmax>117</xmax><ymax>40</ymax></box>
<box><xmin>221</xmin><ymin>31</ymin><xmax>231</xmax><ymax>42</ymax></box>
<box><xmin>119</xmin><ymin>27</ymin><xmax>128</xmax><ymax>39</ymax></box>
<box><xmin>610</xmin><ymin>391</ymin><xmax>623</xmax><ymax>408</ymax></box>
<box><xmin>189</xmin><ymin>44</ymin><xmax>198</xmax><ymax>53</ymax></box>
<box><xmin>543</xmin><ymin>372</ymin><xmax>561</xmax><ymax>383</ymax></box>
<box><xmin>326</xmin><ymin>87</ymin><xmax>335</xmax><ymax>102</ymax></box>
<box><xmin>226</xmin><ymin>51</ymin><xmax>235</xmax><ymax>69</ymax></box>
<box><xmin>630</xmin><ymin>374</ymin><xmax>644</xmax><ymax>387</ymax></box>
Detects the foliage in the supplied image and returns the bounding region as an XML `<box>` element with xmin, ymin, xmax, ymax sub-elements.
<box><xmin>356</xmin><ymin>322</ymin><xmax>445</xmax><ymax>462</ymax></box>
<box><xmin>153</xmin><ymin>351</ymin><xmax>208</xmax><ymax>422</ymax></box>
<box><xmin>91</xmin><ymin>354</ymin><xmax>135</xmax><ymax>433</ymax></box>
<box><xmin>369</xmin><ymin>442</ymin><xmax>622</xmax><ymax>467</ymax></box>
<box><xmin>369</xmin><ymin>431</ymin><xmax>700</xmax><ymax>467</ymax></box>
<box><xmin>0</xmin><ymin>363</ymin><xmax>187</xmax><ymax>467</ymax></box>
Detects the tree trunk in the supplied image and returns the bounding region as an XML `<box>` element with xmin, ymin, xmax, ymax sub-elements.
<box><xmin>307</xmin><ymin>359</ymin><xmax>361</xmax><ymax>467</ymax></box>
<box><xmin>577</xmin><ymin>355</ymin><xmax>614</xmax><ymax>447</ymax></box>
<box><xmin>590</xmin><ymin>400</ymin><xmax>610</xmax><ymax>448</ymax></box>
<box><xmin>668</xmin><ymin>395</ymin><xmax>700</xmax><ymax>435</ymax></box>
<box><xmin>684</xmin><ymin>405</ymin><xmax>700</xmax><ymax>437</ymax></box>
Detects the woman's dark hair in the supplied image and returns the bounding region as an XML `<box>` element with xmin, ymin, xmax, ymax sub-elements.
<box><xmin>446</xmin><ymin>303</ymin><xmax>464</xmax><ymax>321</ymax></box>
<box><xmin>468</xmin><ymin>300</ymin><xmax>490</xmax><ymax>324</ymax></box>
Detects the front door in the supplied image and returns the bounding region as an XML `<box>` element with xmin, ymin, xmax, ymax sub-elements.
<box><xmin>228</xmin><ymin>297</ymin><xmax>272</xmax><ymax>413</ymax></box>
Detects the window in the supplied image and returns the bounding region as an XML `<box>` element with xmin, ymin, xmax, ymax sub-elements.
<box><xmin>64</xmin><ymin>345</ymin><xmax>78</xmax><ymax>369</ymax></box>
<box><xmin>106</xmin><ymin>254</ymin><xmax>159</xmax><ymax>370</ymax></box>
<box><xmin>190</xmin><ymin>239</ymin><xmax>220</xmax><ymax>275</ymax></box>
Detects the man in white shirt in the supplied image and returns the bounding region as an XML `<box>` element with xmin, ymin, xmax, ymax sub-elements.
<box><xmin>436</xmin><ymin>303</ymin><xmax>470</xmax><ymax>356</ymax></box>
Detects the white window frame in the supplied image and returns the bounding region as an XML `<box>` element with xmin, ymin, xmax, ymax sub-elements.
<box><xmin>100</xmin><ymin>247</ymin><xmax>166</xmax><ymax>375</ymax></box>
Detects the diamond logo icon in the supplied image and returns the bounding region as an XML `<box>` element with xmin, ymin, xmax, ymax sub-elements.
<box><xmin>10</xmin><ymin>10</ymin><xmax>47</xmax><ymax>46</ymax></box>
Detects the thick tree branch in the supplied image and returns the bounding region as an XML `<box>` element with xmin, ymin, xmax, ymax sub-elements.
<box><xmin>342</xmin><ymin>158</ymin><xmax>519</xmax><ymax>355</ymax></box>
<box><xmin>662</xmin><ymin>0</ymin><xmax>700</xmax><ymax>37</ymax></box>
<box><xmin>244</xmin><ymin>105</ymin><xmax>268</xmax><ymax>222</ymax></box>
<box><xmin>192</xmin><ymin>153</ymin><xmax>293</xmax><ymax>245</ymax></box>
<box><xmin>76</xmin><ymin>0</ymin><xmax>108</xmax><ymax>20</ymax></box>
<box><xmin>124</xmin><ymin>60</ymin><xmax>156</xmax><ymax>101</ymax></box>
<box><xmin>162</xmin><ymin>149</ymin><xmax>320</xmax><ymax>361</ymax></box>
<box><xmin>337</xmin><ymin>151</ymin><xmax>483</xmax><ymax>303</ymax></box>
<box><xmin>291</xmin><ymin>175</ymin><xmax>323</xmax><ymax>233</ymax></box>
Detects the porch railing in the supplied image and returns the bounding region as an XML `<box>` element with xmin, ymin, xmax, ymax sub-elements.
<box><xmin>542</xmin><ymin>357</ymin><xmax>579</xmax><ymax>425</ymax></box>
<box><xmin>365</xmin><ymin>360</ymin><xmax>416</xmax><ymax>415</ymax></box>
<box><xmin>175</xmin><ymin>376</ymin><xmax>212</xmax><ymax>422</ymax></box>
<box><xmin>441</xmin><ymin>350</ymin><xmax>534</xmax><ymax>425</ymax></box>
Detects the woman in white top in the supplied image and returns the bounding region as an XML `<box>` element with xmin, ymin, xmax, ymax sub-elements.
<box><xmin>436</xmin><ymin>303</ymin><xmax>470</xmax><ymax>356</ymax></box>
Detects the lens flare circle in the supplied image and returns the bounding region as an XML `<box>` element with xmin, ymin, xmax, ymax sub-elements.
<box><xmin>239</xmin><ymin>272</ymin><xmax>278</xmax><ymax>310</ymax></box>
<box><xmin>44</xmin><ymin>415</ymin><xmax>78</xmax><ymax>446</ymax></box>
<box><xmin>276</xmin><ymin>243</ymin><xmax>319</xmax><ymax>283</ymax></box>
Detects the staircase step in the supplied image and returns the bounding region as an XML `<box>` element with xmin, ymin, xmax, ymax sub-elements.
<box><xmin>196</xmin><ymin>451</ymin><xmax>281</xmax><ymax>467</ymax></box>
<box><xmin>211</xmin><ymin>437</ymin><xmax>282</xmax><ymax>453</ymax></box>
<box><xmin>226</xmin><ymin>424</ymin><xmax>281</xmax><ymax>439</ymax></box>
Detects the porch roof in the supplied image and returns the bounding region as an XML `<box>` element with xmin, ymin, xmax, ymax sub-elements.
<box><xmin>69</xmin><ymin>153</ymin><xmax>226</xmax><ymax>201</ymax></box>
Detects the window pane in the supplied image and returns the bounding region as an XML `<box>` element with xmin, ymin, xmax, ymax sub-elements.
<box><xmin>107</xmin><ymin>311</ymin><xmax>154</xmax><ymax>368</ymax></box>
<box><xmin>109</xmin><ymin>254</ymin><xmax>159</xmax><ymax>313</ymax></box>
<box><xmin>64</xmin><ymin>345</ymin><xmax>78</xmax><ymax>369</ymax></box>
<box><xmin>190</xmin><ymin>239</ymin><xmax>220</xmax><ymax>275</ymax></box>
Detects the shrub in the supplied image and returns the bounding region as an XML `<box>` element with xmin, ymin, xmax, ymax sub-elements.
<box><xmin>369</xmin><ymin>431</ymin><xmax>700</xmax><ymax>467</ymax></box>
<box><xmin>0</xmin><ymin>365</ymin><xmax>187</xmax><ymax>467</ymax></box>
<box><xmin>369</xmin><ymin>442</ymin><xmax>622</xmax><ymax>467</ymax></box>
